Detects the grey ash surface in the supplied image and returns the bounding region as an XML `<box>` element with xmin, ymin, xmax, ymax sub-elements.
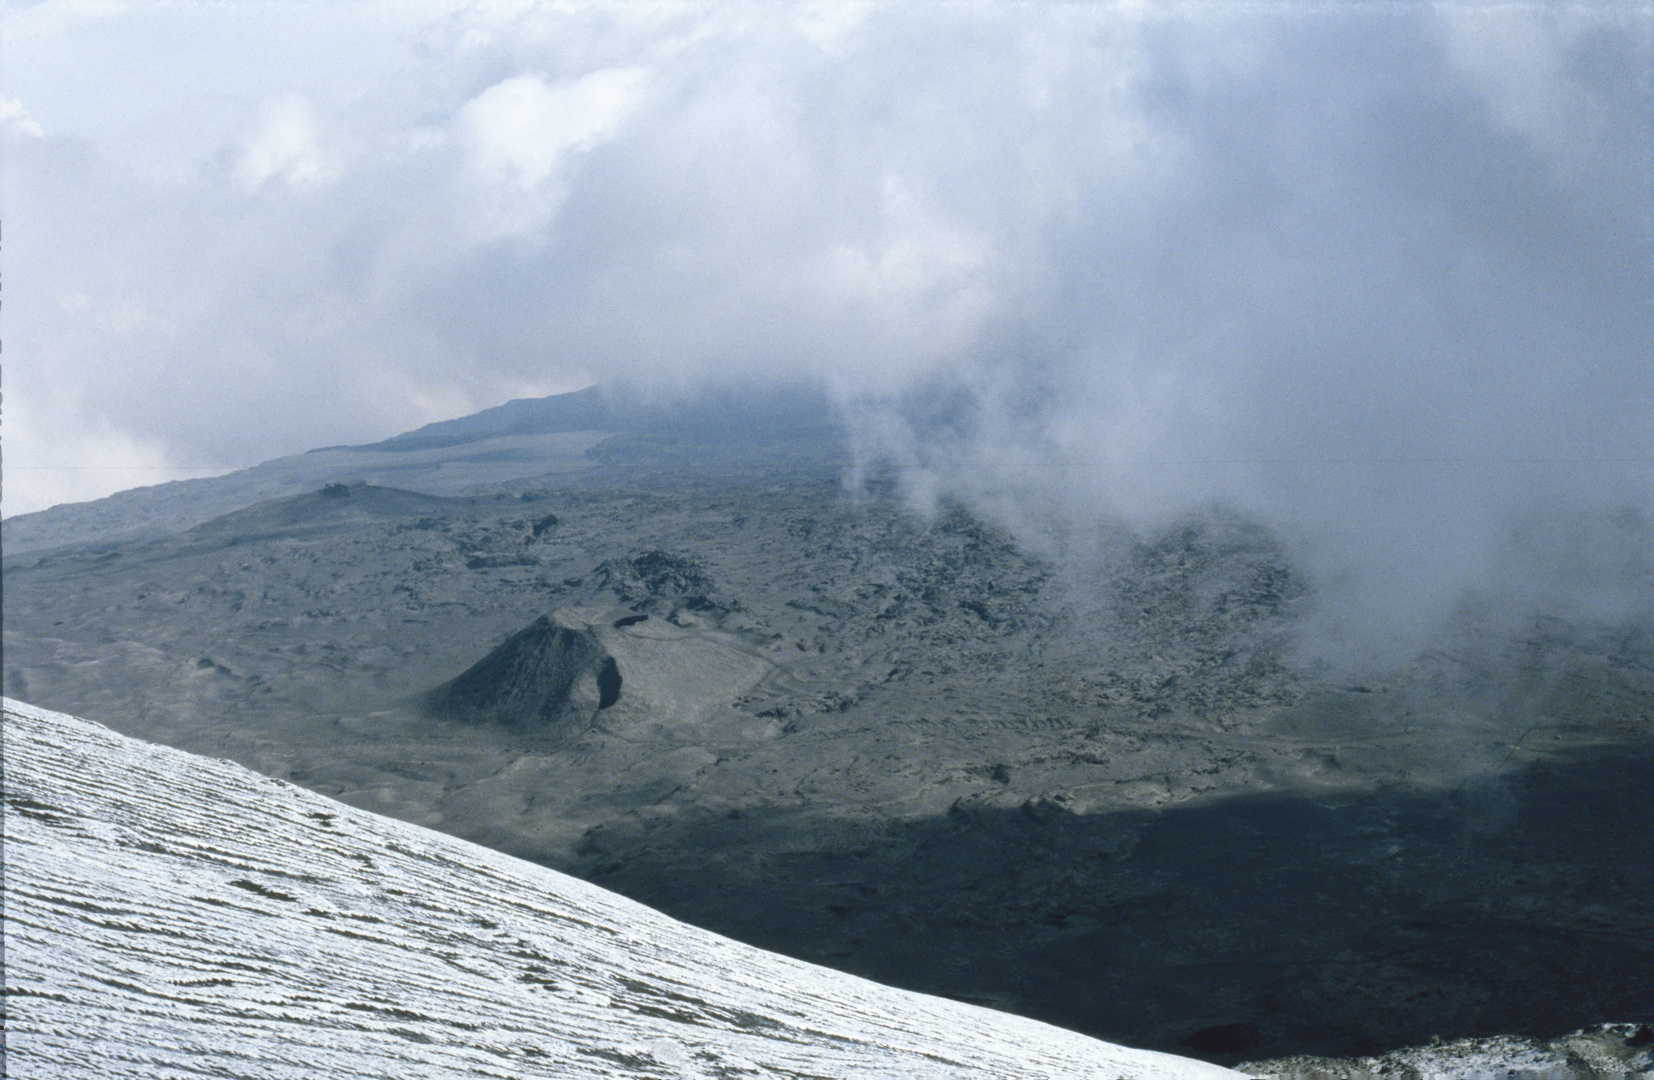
<box><xmin>5</xmin><ymin>390</ymin><xmax>1653</xmax><ymax>1065</ymax></box>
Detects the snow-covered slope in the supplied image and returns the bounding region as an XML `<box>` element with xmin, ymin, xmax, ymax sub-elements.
<box><xmin>1</xmin><ymin>699</ymin><xmax>1242</xmax><ymax>1079</ymax></box>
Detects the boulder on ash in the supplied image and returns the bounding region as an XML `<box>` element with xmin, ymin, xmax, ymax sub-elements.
<box><xmin>426</xmin><ymin>608</ymin><xmax>773</xmax><ymax>736</ymax></box>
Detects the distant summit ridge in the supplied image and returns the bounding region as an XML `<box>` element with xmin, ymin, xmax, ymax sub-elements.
<box><xmin>4</xmin><ymin>381</ymin><xmax>843</xmax><ymax>553</ymax></box>
<box><xmin>188</xmin><ymin>482</ymin><xmax>470</xmax><ymax>540</ymax></box>
<box><xmin>357</xmin><ymin>385</ymin><xmax>618</xmax><ymax>453</ymax></box>
<box><xmin>353</xmin><ymin>383</ymin><xmax>840</xmax><ymax>455</ymax></box>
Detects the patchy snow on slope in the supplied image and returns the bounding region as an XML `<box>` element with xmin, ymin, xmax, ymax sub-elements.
<box><xmin>1</xmin><ymin>699</ymin><xmax>1243</xmax><ymax>1080</ymax></box>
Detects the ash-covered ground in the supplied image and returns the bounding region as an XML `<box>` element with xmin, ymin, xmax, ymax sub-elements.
<box><xmin>5</xmin><ymin>698</ymin><xmax>1245</xmax><ymax>1080</ymax></box>
<box><xmin>5</xmin><ymin>390</ymin><xmax>1652</xmax><ymax>1065</ymax></box>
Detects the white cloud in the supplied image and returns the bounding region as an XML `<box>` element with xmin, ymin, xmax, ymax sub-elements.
<box><xmin>5</xmin><ymin>0</ymin><xmax>1650</xmax><ymax>655</ymax></box>
<box><xmin>2</xmin><ymin>0</ymin><xmax>131</xmax><ymax>45</ymax></box>
<box><xmin>0</xmin><ymin>98</ymin><xmax>46</xmax><ymax>138</ymax></box>
<box><xmin>233</xmin><ymin>94</ymin><xmax>337</xmax><ymax>192</ymax></box>
<box><xmin>0</xmin><ymin>367</ymin><xmax>231</xmax><ymax>519</ymax></box>
<box><xmin>457</xmin><ymin>66</ymin><xmax>651</xmax><ymax>235</ymax></box>
<box><xmin>460</xmin><ymin>68</ymin><xmax>650</xmax><ymax>190</ymax></box>
<box><xmin>818</xmin><ymin>175</ymin><xmax>997</xmax><ymax>370</ymax></box>
<box><xmin>793</xmin><ymin>0</ymin><xmax>871</xmax><ymax>52</ymax></box>
<box><xmin>1432</xmin><ymin>2</ymin><xmax>1651</xmax><ymax>188</ymax></box>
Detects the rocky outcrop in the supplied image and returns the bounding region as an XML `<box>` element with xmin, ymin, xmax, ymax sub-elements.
<box><xmin>1242</xmin><ymin>1027</ymin><xmax>1654</xmax><ymax>1079</ymax></box>
<box><xmin>426</xmin><ymin>607</ymin><xmax>774</xmax><ymax>740</ymax></box>
<box><xmin>595</xmin><ymin>550</ymin><xmax>725</xmax><ymax>615</ymax></box>
<box><xmin>425</xmin><ymin>614</ymin><xmax>620</xmax><ymax>729</ymax></box>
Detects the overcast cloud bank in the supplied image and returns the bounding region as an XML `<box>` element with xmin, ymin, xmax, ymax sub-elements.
<box><xmin>4</xmin><ymin>0</ymin><xmax>1650</xmax><ymax>657</ymax></box>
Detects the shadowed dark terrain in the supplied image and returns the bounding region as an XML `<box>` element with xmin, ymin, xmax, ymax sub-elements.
<box><xmin>5</xmin><ymin>387</ymin><xmax>1652</xmax><ymax>1066</ymax></box>
<box><xmin>573</xmin><ymin>743</ymin><xmax>1654</xmax><ymax>1063</ymax></box>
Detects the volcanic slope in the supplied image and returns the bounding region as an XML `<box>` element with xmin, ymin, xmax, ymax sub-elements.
<box><xmin>5</xmin><ymin>386</ymin><xmax>1654</xmax><ymax>1062</ymax></box>
<box><xmin>1</xmin><ymin>698</ymin><xmax>1243</xmax><ymax>1080</ymax></box>
<box><xmin>0</xmin><ymin>383</ymin><xmax>842</xmax><ymax>555</ymax></box>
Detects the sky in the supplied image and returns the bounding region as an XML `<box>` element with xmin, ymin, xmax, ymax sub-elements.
<box><xmin>3</xmin><ymin>0</ymin><xmax>1652</xmax><ymax>658</ymax></box>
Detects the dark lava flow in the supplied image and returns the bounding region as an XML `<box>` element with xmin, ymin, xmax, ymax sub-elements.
<box><xmin>568</xmin><ymin>742</ymin><xmax>1654</xmax><ymax>1065</ymax></box>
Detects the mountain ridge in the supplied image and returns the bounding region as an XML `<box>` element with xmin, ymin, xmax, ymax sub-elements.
<box><xmin>5</xmin><ymin>382</ymin><xmax>1653</xmax><ymax>1067</ymax></box>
